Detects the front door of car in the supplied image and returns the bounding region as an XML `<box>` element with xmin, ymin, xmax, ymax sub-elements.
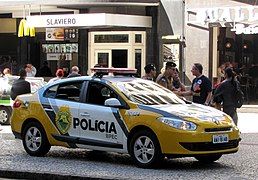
<box><xmin>77</xmin><ymin>81</ymin><xmax>125</xmax><ymax>151</ymax></box>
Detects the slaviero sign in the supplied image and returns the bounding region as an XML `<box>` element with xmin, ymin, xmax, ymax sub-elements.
<box><xmin>188</xmin><ymin>6</ymin><xmax>258</xmax><ymax>34</ymax></box>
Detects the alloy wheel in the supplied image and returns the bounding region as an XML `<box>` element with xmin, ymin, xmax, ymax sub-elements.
<box><xmin>25</xmin><ymin>127</ymin><xmax>42</xmax><ymax>152</ymax></box>
<box><xmin>133</xmin><ymin>135</ymin><xmax>155</xmax><ymax>164</ymax></box>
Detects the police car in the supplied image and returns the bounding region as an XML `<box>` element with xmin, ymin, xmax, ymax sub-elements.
<box><xmin>11</xmin><ymin>68</ymin><xmax>240</xmax><ymax>168</ymax></box>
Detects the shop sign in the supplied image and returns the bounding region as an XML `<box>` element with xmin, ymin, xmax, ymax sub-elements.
<box><xmin>46</xmin><ymin>28</ymin><xmax>64</xmax><ymax>41</ymax></box>
<box><xmin>231</xmin><ymin>24</ymin><xmax>258</xmax><ymax>34</ymax></box>
<box><xmin>26</xmin><ymin>13</ymin><xmax>152</xmax><ymax>28</ymax></box>
<box><xmin>47</xmin><ymin>53</ymin><xmax>72</xmax><ymax>61</ymax></box>
<box><xmin>193</xmin><ymin>6</ymin><xmax>258</xmax><ymax>24</ymax></box>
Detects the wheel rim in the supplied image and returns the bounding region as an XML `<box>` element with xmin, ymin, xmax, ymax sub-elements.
<box><xmin>0</xmin><ymin>110</ymin><xmax>8</xmax><ymax>124</ymax></box>
<box><xmin>25</xmin><ymin>127</ymin><xmax>42</xmax><ymax>152</ymax></box>
<box><xmin>133</xmin><ymin>136</ymin><xmax>155</xmax><ymax>164</ymax></box>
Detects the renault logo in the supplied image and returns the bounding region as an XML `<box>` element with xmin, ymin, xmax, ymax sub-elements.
<box><xmin>212</xmin><ymin>118</ymin><xmax>220</xmax><ymax>125</ymax></box>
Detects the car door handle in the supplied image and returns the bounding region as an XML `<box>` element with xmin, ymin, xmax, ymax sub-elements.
<box><xmin>80</xmin><ymin>112</ymin><xmax>90</xmax><ymax>117</ymax></box>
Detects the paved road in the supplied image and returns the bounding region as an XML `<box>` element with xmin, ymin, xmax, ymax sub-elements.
<box><xmin>0</xmin><ymin>112</ymin><xmax>257</xmax><ymax>179</ymax></box>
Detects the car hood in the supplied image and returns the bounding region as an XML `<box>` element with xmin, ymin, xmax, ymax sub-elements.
<box><xmin>150</xmin><ymin>103</ymin><xmax>226</xmax><ymax>121</ymax></box>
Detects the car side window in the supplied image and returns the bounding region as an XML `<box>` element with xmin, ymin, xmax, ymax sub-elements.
<box><xmin>55</xmin><ymin>81</ymin><xmax>83</xmax><ymax>102</ymax></box>
<box><xmin>44</xmin><ymin>81</ymin><xmax>83</xmax><ymax>102</ymax></box>
<box><xmin>44</xmin><ymin>85</ymin><xmax>58</xmax><ymax>98</ymax></box>
<box><xmin>87</xmin><ymin>82</ymin><xmax>118</xmax><ymax>106</ymax></box>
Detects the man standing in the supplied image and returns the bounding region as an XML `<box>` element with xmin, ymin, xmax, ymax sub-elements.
<box><xmin>67</xmin><ymin>66</ymin><xmax>81</xmax><ymax>78</ymax></box>
<box><xmin>11</xmin><ymin>68</ymin><xmax>31</xmax><ymax>100</ymax></box>
<box><xmin>142</xmin><ymin>64</ymin><xmax>156</xmax><ymax>81</ymax></box>
<box><xmin>156</xmin><ymin>62</ymin><xmax>177</xmax><ymax>91</ymax></box>
<box><xmin>180</xmin><ymin>63</ymin><xmax>212</xmax><ymax>105</ymax></box>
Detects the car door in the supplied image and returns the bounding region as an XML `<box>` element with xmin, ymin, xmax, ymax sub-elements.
<box><xmin>43</xmin><ymin>81</ymin><xmax>84</xmax><ymax>139</ymax></box>
<box><xmin>77</xmin><ymin>81</ymin><xmax>127</xmax><ymax>152</ymax></box>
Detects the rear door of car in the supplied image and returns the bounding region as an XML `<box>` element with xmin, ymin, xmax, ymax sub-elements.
<box><xmin>43</xmin><ymin>80</ymin><xmax>84</xmax><ymax>138</ymax></box>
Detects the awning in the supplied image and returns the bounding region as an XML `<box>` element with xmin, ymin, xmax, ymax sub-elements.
<box><xmin>26</xmin><ymin>13</ymin><xmax>152</xmax><ymax>28</ymax></box>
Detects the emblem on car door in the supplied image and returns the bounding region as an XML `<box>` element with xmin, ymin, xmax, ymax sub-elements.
<box><xmin>55</xmin><ymin>106</ymin><xmax>72</xmax><ymax>134</ymax></box>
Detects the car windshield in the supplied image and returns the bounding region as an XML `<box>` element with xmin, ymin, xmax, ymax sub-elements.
<box><xmin>115</xmin><ymin>79</ymin><xmax>185</xmax><ymax>105</ymax></box>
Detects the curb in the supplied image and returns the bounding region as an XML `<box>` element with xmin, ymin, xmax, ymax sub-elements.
<box><xmin>0</xmin><ymin>169</ymin><xmax>117</xmax><ymax>180</ymax></box>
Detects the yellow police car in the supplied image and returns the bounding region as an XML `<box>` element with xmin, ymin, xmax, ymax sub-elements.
<box><xmin>11</xmin><ymin>68</ymin><xmax>240</xmax><ymax>168</ymax></box>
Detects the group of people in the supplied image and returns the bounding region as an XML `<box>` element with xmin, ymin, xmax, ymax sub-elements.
<box><xmin>7</xmin><ymin>63</ymin><xmax>81</xmax><ymax>101</ymax></box>
<box><xmin>142</xmin><ymin>62</ymin><xmax>240</xmax><ymax>125</ymax></box>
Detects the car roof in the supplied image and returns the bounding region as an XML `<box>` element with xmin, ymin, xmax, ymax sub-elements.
<box><xmin>46</xmin><ymin>75</ymin><xmax>138</xmax><ymax>86</ymax></box>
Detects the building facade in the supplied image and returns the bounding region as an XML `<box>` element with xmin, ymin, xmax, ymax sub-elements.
<box><xmin>0</xmin><ymin>0</ymin><xmax>185</xmax><ymax>79</ymax></box>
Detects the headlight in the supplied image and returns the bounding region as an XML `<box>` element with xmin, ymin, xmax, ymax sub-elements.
<box><xmin>158</xmin><ymin>117</ymin><xmax>197</xmax><ymax>131</ymax></box>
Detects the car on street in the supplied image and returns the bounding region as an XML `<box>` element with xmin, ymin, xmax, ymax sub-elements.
<box><xmin>11</xmin><ymin>68</ymin><xmax>241</xmax><ymax>168</ymax></box>
<box><xmin>0</xmin><ymin>75</ymin><xmax>45</xmax><ymax>125</ymax></box>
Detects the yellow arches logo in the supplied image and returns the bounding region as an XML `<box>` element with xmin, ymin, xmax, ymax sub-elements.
<box><xmin>55</xmin><ymin>106</ymin><xmax>72</xmax><ymax>134</ymax></box>
<box><xmin>18</xmin><ymin>19</ymin><xmax>35</xmax><ymax>37</ymax></box>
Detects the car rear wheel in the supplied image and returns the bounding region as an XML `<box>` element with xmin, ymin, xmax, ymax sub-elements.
<box><xmin>129</xmin><ymin>130</ymin><xmax>162</xmax><ymax>168</ymax></box>
<box><xmin>0</xmin><ymin>106</ymin><xmax>11</xmax><ymax>125</ymax></box>
<box><xmin>22</xmin><ymin>122</ymin><xmax>51</xmax><ymax>156</ymax></box>
<box><xmin>194</xmin><ymin>154</ymin><xmax>222</xmax><ymax>163</ymax></box>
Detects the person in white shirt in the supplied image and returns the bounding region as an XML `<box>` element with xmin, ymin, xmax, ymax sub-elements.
<box><xmin>25</xmin><ymin>64</ymin><xmax>37</xmax><ymax>77</ymax></box>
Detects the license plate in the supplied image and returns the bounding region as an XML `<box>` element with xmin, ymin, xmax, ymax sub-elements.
<box><xmin>212</xmin><ymin>134</ymin><xmax>229</xmax><ymax>144</ymax></box>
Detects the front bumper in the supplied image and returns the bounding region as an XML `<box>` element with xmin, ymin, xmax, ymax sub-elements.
<box><xmin>158</xmin><ymin>125</ymin><xmax>240</xmax><ymax>155</ymax></box>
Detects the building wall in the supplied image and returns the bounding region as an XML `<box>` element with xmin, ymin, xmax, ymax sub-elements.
<box><xmin>184</xmin><ymin>0</ymin><xmax>244</xmax><ymax>84</ymax></box>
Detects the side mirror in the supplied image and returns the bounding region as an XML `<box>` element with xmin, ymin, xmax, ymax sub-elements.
<box><xmin>104</xmin><ymin>98</ymin><xmax>122</xmax><ymax>108</ymax></box>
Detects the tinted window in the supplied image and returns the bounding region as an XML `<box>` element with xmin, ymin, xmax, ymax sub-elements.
<box><xmin>45</xmin><ymin>81</ymin><xmax>83</xmax><ymax>102</ymax></box>
<box><xmin>87</xmin><ymin>82</ymin><xmax>118</xmax><ymax>106</ymax></box>
<box><xmin>44</xmin><ymin>85</ymin><xmax>58</xmax><ymax>98</ymax></box>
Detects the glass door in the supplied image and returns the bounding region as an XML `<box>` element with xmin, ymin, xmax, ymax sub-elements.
<box><xmin>94</xmin><ymin>50</ymin><xmax>111</xmax><ymax>67</ymax></box>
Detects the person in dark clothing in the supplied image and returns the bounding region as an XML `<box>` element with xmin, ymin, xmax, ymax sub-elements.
<box><xmin>142</xmin><ymin>63</ymin><xmax>156</xmax><ymax>81</ymax></box>
<box><xmin>179</xmin><ymin>63</ymin><xmax>212</xmax><ymax>105</ymax></box>
<box><xmin>67</xmin><ymin>66</ymin><xmax>81</xmax><ymax>78</ymax></box>
<box><xmin>36</xmin><ymin>61</ymin><xmax>53</xmax><ymax>77</ymax></box>
<box><xmin>10</xmin><ymin>68</ymin><xmax>31</xmax><ymax>100</ymax></box>
<box><xmin>213</xmin><ymin>68</ymin><xmax>239</xmax><ymax>125</ymax></box>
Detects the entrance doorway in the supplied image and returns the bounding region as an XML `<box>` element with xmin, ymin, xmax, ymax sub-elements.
<box><xmin>112</xmin><ymin>50</ymin><xmax>127</xmax><ymax>68</ymax></box>
<box><xmin>94</xmin><ymin>49</ymin><xmax>128</xmax><ymax>68</ymax></box>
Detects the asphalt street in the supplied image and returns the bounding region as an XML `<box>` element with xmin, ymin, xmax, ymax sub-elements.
<box><xmin>0</xmin><ymin>108</ymin><xmax>257</xmax><ymax>179</ymax></box>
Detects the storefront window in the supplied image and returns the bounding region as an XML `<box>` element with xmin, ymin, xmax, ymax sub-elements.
<box><xmin>135</xmin><ymin>34</ymin><xmax>142</xmax><ymax>43</ymax></box>
<box><xmin>98</xmin><ymin>53</ymin><xmax>109</xmax><ymax>67</ymax></box>
<box><xmin>135</xmin><ymin>49</ymin><xmax>142</xmax><ymax>77</ymax></box>
<box><xmin>94</xmin><ymin>34</ymin><xmax>129</xmax><ymax>43</ymax></box>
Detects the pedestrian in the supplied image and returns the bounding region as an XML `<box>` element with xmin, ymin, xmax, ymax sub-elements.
<box><xmin>3</xmin><ymin>68</ymin><xmax>11</xmax><ymax>77</ymax></box>
<box><xmin>156</xmin><ymin>62</ymin><xmax>177</xmax><ymax>91</ymax></box>
<box><xmin>25</xmin><ymin>63</ymin><xmax>37</xmax><ymax>77</ymax></box>
<box><xmin>36</xmin><ymin>61</ymin><xmax>53</xmax><ymax>77</ymax></box>
<box><xmin>142</xmin><ymin>63</ymin><xmax>156</xmax><ymax>81</ymax></box>
<box><xmin>172</xmin><ymin>68</ymin><xmax>186</xmax><ymax>92</ymax></box>
<box><xmin>213</xmin><ymin>68</ymin><xmax>240</xmax><ymax>125</ymax></box>
<box><xmin>48</xmin><ymin>69</ymin><xmax>64</xmax><ymax>84</ymax></box>
<box><xmin>10</xmin><ymin>68</ymin><xmax>31</xmax><ymax>100</ymax></box>
<box><xmin>179</xmin><ymin>63</ymin><xmax>212</xmax><ymax>105</ymax></box>
<box><xmin>67</xmin><ymin>66</ymin><xmax>81</xmax><ymax>78</ymax></box>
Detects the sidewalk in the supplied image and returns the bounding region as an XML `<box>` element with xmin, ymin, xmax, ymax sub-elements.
<box><xmin>237</xmin><ymin>104</ymin><xmax>258</xmax><ymax>113</ymax></box>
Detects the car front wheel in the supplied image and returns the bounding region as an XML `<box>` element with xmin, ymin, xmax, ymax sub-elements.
<box><xmin>194</xmin><ymin>154</ymin><xmax>222</xmax><ymax>163</ymax></box>
<box><xmin>22</xmin><ymin>122</ymin><xmax>51</xmax><ymax>156</ymax></box>
<box><xmin>129</xmin><ymin>130</ymin><xmax>162</xmax><ymax>168</ymax></box>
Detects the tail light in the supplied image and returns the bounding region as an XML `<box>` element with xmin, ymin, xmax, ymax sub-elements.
<box><xmin>13</xmin><ymin>100</ymin><xmax>22</xmax><ymax>108</ymax></box>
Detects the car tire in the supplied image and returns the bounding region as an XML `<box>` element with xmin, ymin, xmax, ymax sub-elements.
<box><xmin>22</xmin><ymin>122</ymin><xmax>51</xmax><ymax>156</ymax></box>
<box><xmin>194</xmin><ymin>154</ymin><xmax>222</xmax><ymax>163</ymax></box>
<box><xmin>129</xmin><ymin>130</ymin><xmax>163</xmax><ymax>168</ymax></box>
<box><xmin>0</xmin><ymin>106</ymin><xmax>11</xmax><ymax>125</ymax></box>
